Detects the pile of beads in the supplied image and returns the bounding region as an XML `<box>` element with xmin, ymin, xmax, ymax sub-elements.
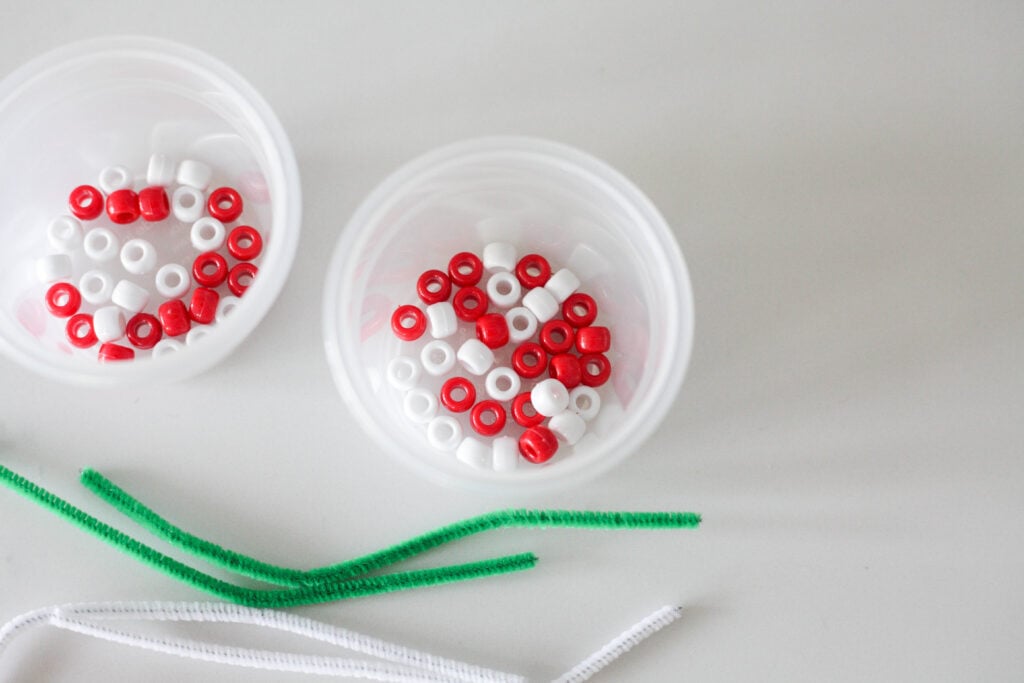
<box><xmin>389</xmin><ymin>244</ymin><xmax>612</xmax><ymax>470</ymax></box>
<box><xmin>34</xmin><ymin>156</ymin><xmax>264</xmax><ymax>362</ymax></box>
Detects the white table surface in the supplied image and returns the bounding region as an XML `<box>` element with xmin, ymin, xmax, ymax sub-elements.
<box><xmin>1</xmin><ymin>1</ymin><xmax>1022</xmax><ymax>680</ymax></box>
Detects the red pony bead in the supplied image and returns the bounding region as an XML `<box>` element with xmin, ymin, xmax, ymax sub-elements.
<box><xmin>453</xmin><ymin>286</ymin><xmax>488</xmax><ymax>321</ymax></box>
<box><xmin>68</xmin><ymin>185</ymin><xmax>104</xmax><ymax>220</ymax></box>
<box><xmin>391</xmin><ymin>304</ymin><xmax>427</xmax><ymax>341</ymax></box>
<box><xmin>511</xmin><ymin>342</ymin><xmax>547</xmax><ymax>379</ymax></box>
<box><xmin>511</xmin><ymin>392</ymin><xmax>545</xmax><ymax>428</ymax></box>
<box><xmin>228</xmin><ymin>262</ymin><xmax>257</xmax><ymax>296</ymax></box>
<box><xmin>562</xmin><ymin>293</ymin><xmax>598</xmax><ymax>327</ymax></box>
<box><xmin>207</xmin><ymin>187</ymin><xmax>244</xmax><ymax>222</ymax></box>
<box><xmin>106</xmin><ymin>189</ymin><xmax>140</xmax><ymax>224</ymax></box>
<box><xmin>416</xmin><ymin>269</ymin><xmax>452</xmax><ymax>305</ymax></box>
<box><xmin>539</xmin><ymin>319</ymin><xmax>575</xmax><ymax>355</ymax></box>
<box><xmin>193</xmin><ymin>252</ymin><xmax>229</xmax><ymax>288</ymax></box>
<box><xmin>125</xmin><ymin>313</ymin><xmax>163</xmax><ymax>349</ymax></box>
<box><xmin>548</xmin><ymin>353</ymin><xmax>582</xmax><ymax>389</ymax></box>
<box><xmin>576</xmin><ymin>326</ymin><xmax>611</xmax><ymax>354</ymax></box>
<box><xmin>448</xmin><ymin>252</ymin><xmax>483</xmax><ymax>287</ymax></box>
<box><xmin>519</xmin><ymin>425</ymin><xmax>559</xmax><ymax>464</ymax></box>
<box><xmin>227</xmin><ymin>225</ymin><xmax>263</xmax><ymax>261</ymax></box>
<box><xmin>515</xmin><ymin>254</ymin><xmax>551</xmax><ymax>288</ymax></box>
<box><xmin>98</xmin><ymin>342</ymin><xmax>135</xmax><ymax>362</ymax></box>
<box><xmin>66</xmin><ymin>313</ymin><xmax>98</xmax><ymax>348</ymax></box>
<box><xmin>440</xmin><ymin>376</ymin><xmax>476</xmax><ymax>413</ymax></box>
<box><xmin>45</xmin><ymin>282</ymin><xmax>81</xmax><ymax>318</ymax></box>
<box><xmin>470</xmin><ymin>400</ymin><xmax>507</xmax><ymax>437</ymax></box>
<box><xmin>158</xmin><ymin>300</ymin><xmax>191</xmax><ymax>337</ymax></box>
<box><xmin>138</xmin><ymin>186</ymin><xmax>170</xmax><ymax>222</ymax></box>
<box><xmin>475</xmin><ymin>313</ymin><xmax>509</xmax><ymax>349</ymax></box>
<box><xmin>189</xmin><ymin>287</ymin><xmax>220</xmax><ymax>324</ymax></box>
<box><xmin>579</xmin><ymin>353</ymin><xmax>612</xmax><ymax>387</ymax></box>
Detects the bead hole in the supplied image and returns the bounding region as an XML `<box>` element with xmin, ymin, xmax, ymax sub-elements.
<box><xmin>238</xmin><ymin>272</ymin><xmax>254</xmax><ymax>286</ymax></box>
<box><xmin>201</xmin><ymin>225</ymin><xmax>215</xmax><ymax>239</ymax></box>
<box><xmin>218</xmin><ymin>199</ymin><xmax>233</xmax><ymax>210</ymax></box>
<box><xmin>237</xmin><ymin>236</ymin><xmax>253</xmax><ymax>248</ymax></box>
<box><xmin>73</xmin><ymin>322</ymin><xmax>89</xmax><ymax>338</ymax></box>
<box><xmin>86</xmin><ymin>279</ymin><xmax>102</xmax><ymax>293</ymax></box>
<box><xmin>203</xmin><ymin>262</ymin><xmax>217</xmax><ymax>275</ymax></box>
<box><xmin>550</xmin><ymin>330</ymin><xmax>565</xmax><ymax>344</ymax></box>
<box><xmin>521</xmin><ymin>400</ymin><xmax>537</xmax><ymax>417</ymax></box>
<box><xmin>427</xmin><ymin>279</ymin><xmax>441</xmax><ymax>293</ymax></box>
<box><xmin>526</xmin><ymin>264</ymin><xmax>540</xmax><ymax>277</ymax></box>
<box><xmin>180</xmin><ymin>194</ymin><xmax>195</xmax><ymax>208</ymax></box>
<box><xmin>496</xmin><ymin>280</ymin><xmax>512</xmax><ymax>295</ymax></box>
<box><xmin>512</xmin><ymin>316</ymin><xmax>529</xmax><ymax>331</ymax></box>
<box><xmin>496</xmin><ymin>376</ymin><xmax>512</xmax><ymax>391</ymax></box>
<box><xmin>165</xmin><ymin>272</ymin><xmax>182</xmax><ymax>287</ymax></box>
<box><xmin>464</xmin><ymin>297</ymin><xmax>478</xmax><ymax>309</ymax></box>
<box><xmin>137</xmin><ymin>322</ymin><xmax>152</xmax><ymax>336</ymax></box>
<box><xmin>450</xmin><ymin>386</ymin><xmax>466</xmax><ymax>400</ymax></box>
<box><xmin>480</xmin><ymin>409</ymin><xmax>497</xmax><ymax>425</ymax></box>
<box><xmin>400</xmin><ymin>315</ymin><xmax>417</xmax><ymax>329</ymax></box>
<box><xmin>576</xmin><ymin>395</ymin><xmax>592</xmax><ymax>410</ymax></box>
<box><xmin>573</xmin><ymin>303</ymin><xmax>588</xmax><ymax>316</ymax></box>
<box><xmin>523</xmin><ymin>353</ymin><xmax>538</xmax><ymax>367</ymax></box>
<box><xmin>458</xmin><ymin>263</ymin><xmax>473</xmax><ymax>275</ymax></box>
<box><xmin>54</xmin><ymin>292</ymin><xmax>69</xmax><ymax>306</ymax></box>
<box><xmin>129</xmin><ymin>245</ymin><xmax>143</xmax><ymax>260</ymax></box>
<box><xmin>411</xmin><ymin>395</ymin><xmax>429</xmax><ymax>413</ymax></box>
<box><xmin>586</xmin><ymin>361</ymin><xmax>601</xmax><ymax>374</ymax></box>
<box><xmin>435</xmin><ymin>423</ymin><xmax>454</xmax><ymax>439</ymax></box>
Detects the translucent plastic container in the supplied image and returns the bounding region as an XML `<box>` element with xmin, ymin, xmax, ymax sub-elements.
<box><xmin>0</xmin><ymin>37</ymin><xmax>301</xmax><ymax>384</ymax></box>
<box><xmin>323</xmin><ymin>137</ymin><xmax>694</xmax><ymax>493</ymax></box>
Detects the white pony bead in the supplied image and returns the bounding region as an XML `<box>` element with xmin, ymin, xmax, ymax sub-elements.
<box><xmin>176</xmin><ymin>159</ymin><xmax>213</xmax><ymax>190</ymax></box>
<box><xmin>403</xmin><ymin>387</ymin><xmax>438</xmax><ymax>424</ymax></box>
<box><xmin>544</xmin><ymin>268</ymin><xmax>581</xmax><ymax>304</ymax></box>
<box><xmin>154</xmin><ymin>264</ymin><xmax>190</xmax><ymax>299</ymax></box>
<box><xmin>420</xmin><ymin>339</ymin><xmax>456</xmax><ymax>376</ymax></box>
<box><xmin>426</xmin><ymin>416</ymin><xmax>462</xmax><ymax>452</ymax></box>
<box><xmin>485</xmin><ymin>366</ymin><xmax>521</xmax><ymax>402</ymax></box>
<box><xmin>151</xmin><ymin>338</ymin><xmax>184</xmax><ymax>357</ymax></box>
<box><xmin>505</xmin><ymin>306</ymin><xmax>538</xmax><ymax>344</ymax></box>
<box><xmin>455</xmin><ymin>436</ymin><xmax>490</xmax><ymax>469</ymax></box>
<box><xmin>482</xmin><ymin>242</ymin><xmax>517</xmax><ymax>272</ymax></box>
<box><xmin>34</xmin><ymin>254</ymin><xmax>72</xmax><ymax>283</ymax></box>
<box><xmin>79</xmin><ymin>270</ymin><xmax>115</xmax><ymax>305</ymax></box>
<box><xmin>531</xmin><ymin>378</ymin><xmax>570</xmax><ymax>417</ymax></box>
<box><xmin>93</xmin><ymin>306</ymin><xmax>126</xmax><ymax>343</ymax></box>
<box><xmin>191</xmin><ymin>217</ymin><xmax>226</xmax><ymax>252</ymax></box>
<box><xmin>97</xmin><ymin>165</ymin><xmax>132</xmax><ymax>194</ymax></box>
<box><xmin>426</xmin><ymin>301</ymin><xmax>458</xmax><ymax>339</ymax></box>
<box><xmin>172</xmin><ymin>186</ymin><xmax>205</xmax><ymax>223</ymax></box>
<box><xmin>186</xmin><ymin>326</ymin><xmax>210</xmax><ymax>346</ymax></box>
<box><xmin>82</xmin><ymin>227</ymin><xmax>120</xmax><ymax>263</ymax></box>
<box><xmin>146</xmin><ymin>154</ymin><xmax>176</xmax><ymax>186</ymax></box>
<box><xmin>111</xmin><ymin>280</ymin><xmax>150</xmax><ymax>314</ymax></box>
<box><xmin>492</xmin><ymin>436</ymin><xmax>519</xmax><ymax>472</ymax></box>
<box><xmin>120</xmin><ymin>238</ymin><xmax>158</xmax><ymax>275</ymax></box>
<box><xmin>456</xmin><ymin>338</ymin><xmax>494</xmax><ymax>376</ymax></box>
<box><xmin>522</xmin><ymin>286</ymin><xmax>559</xmax><ymax>323</ymax></box>
<box><xmin>386</xmin><ymin>355</ymin><xmax>422</xmax><ymax>391</ymax></box>
<box><xmin>485</xmin><ymin>271</ymin><xmax>521</xmax><ymax>309</ymax></box>
<box><xmin>549</xmin><ymin>409</ymin><xmax>587</xmax><ymax>445</ymax></box>
<box><xmin>215</xmin><ymin>296</ymin><xmax>241</xmax><ymax>323</ymax></box>
<box><xmin>46</xmin><ymin>215</ymin><xmax>83</xmax><ymax>252</ymax></box>
<box><xmin>569</xmin><ymin>386</ymin><xmax>602</xmax><ymax>421</ymax></box>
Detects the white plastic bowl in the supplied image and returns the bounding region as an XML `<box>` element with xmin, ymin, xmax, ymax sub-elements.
<box><xmin>0</xmin><ymin>37</ymin><xmax>301</xmax><ymax>384</ymax></box>
<box><xmin>323</xmin><ymin>137</ymin><xmax>694</xmax><ymax>494</ymax></box>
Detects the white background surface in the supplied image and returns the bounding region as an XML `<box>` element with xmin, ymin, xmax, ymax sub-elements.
<box><xmin>1</xmin><ymin>1</ymin><xmax>1023</xmax><ymax>680</ymax></box>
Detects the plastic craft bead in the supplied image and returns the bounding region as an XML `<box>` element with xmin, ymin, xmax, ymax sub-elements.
<box><xmin>448</xmin><ymin>252</ymin><xmax>483</xmax><ymax>287</ymax></box>
<box><xmin>519</xmin><ymin>426</ymin><xmax>558</xmax><ymax>464</ymax></box>
<box><xmin>151</xmin><ymin>338</ymin><xmax>184</xmax><ymax>357</ymax></box>
<box><xmin>511</xmin><ymin>341</ymin><xmax>547</xmax><ymax>379</ymax></box>
<box><xmin>576</xmin><ymin>326</ymin><xmax>611</xmax><ymax>354</ymax></box>
<box><xmin>522</xmin><ymin>286</ymin><xmax>559</xmax><ymax>323</ymax></box>
<box><xmin>420</xmin><ymin>339</ymin><xmax>457</xmax><ymax>376</ymax></box>
<box><xmin>191</xmin><ymin>217</ymin><xmax>226</xmax><ymax>252</ymax></box>
<box><xmin>511</xmin><ymin>391</ymin><xmax>545</xmax><ymax>428</ymax></box>
<box><xmin>79</xmin><ymin>270</ymin><xmax>114</xmax><ymax>305</ymax></box>
<box><xmin>391</xmin><ymin>304</ymin><xmax>427</xmax><ymax>341</ymax></box>
<box><xmin>189</xmin><ymin>287</ymin><xmax>219</xmax><ymax>324</ymax></box>
<box><xmin>111</xmin><ymin>280</ymin><xmax>150</xmax><ymax>314</ymax></box>
<box><xmin>93</xmin><ymin>306</ymin><xmax>126</xmax><ymax>343</ymax></box>
<box><xmin>475</xmin><ymin>312</ymin><xmax>509</xmax><ymax>349</ymax></box>
<box><xmin>226</xmin><ymin>225</ymin><xmax>263</xmax><ymax>261</ymax></box>
<box><xmin>35</xmin><ymin>254</ymin><xmax>72</xmax><ymax>283</ymax></box>
<box><xmin>106</xmin><ymin>189</ymin><xmax>140</xmax><ymax>225</ymax></box>
<box><xmin>544</xmin><ymin>268</ymin><xmax>580</xmax><ymax>304</ymax></box>
<box><xmin>484</xmin><ymin>366</ymin><xmax>521</xmax><ymax>402</ymax></box>
<box><xmin>138</xmin><ymin>186</ymin><xmax>170</xmax><ymax>222</ymax></box>
<box><xmin>403</xmin><ymin>387</ymin><xmax>438</xmax><ymax>424</ymax></box>
<box><xmin>549</xmin><ymin>353</ymin><xmax>582</xmax><ymax>389</ymax></box>
<box><xmin>215</xmin><ymin>296</ymin><xmax>241</xmax><ymax>324</ymax></box>
<box><xmin>82</xmin><ymin>228</ymin><xmax>119</xmax><ymax>262</ymax></box>
<box><xmin>47</xmin><ymin>215</ymin><xmax>83</xmax><ymax>252</ymax></box>
<box><xmin>125</xmin><ymin>313</ymin><xmax>162</xmax><ymax>349</ymax></box>
<box><xmin>440</xmin><ymin>376</ymin><xmax>475</xmax><ymax>413</ymax></box>
<box><xmin>427</xmin><ymin>416</ymin><xmax>463</xmax><ymax>452</ymax></box>
<box><xmin>416</xmin><ymin>269</ymin><xmax>452</xmax><ymax>305</ymax></box>
<box><xmin>456</xmin><ymin>338</ymin><xmax>495</xmax><ymax>375</ymax></box>
<box><xmin>455</xmin><ymin>436</ymin><xmax>490</xmax><ymax>469</ymax></box>
<box><xmin>120</xmin><ymin>239</ymin><xmax>158</xmax><ymax>275</ymax></box>
<box><xmin>549</xmin><ymin>409</ymin><xmax>587</xmax><ymax>446</ymax></box>
<box><xmin>98</xmin><ymin>342</ymin><xmax>134</xmax><ymax>362</ymax></box>
<box><xmin>579</xmin><ymin>353</ymin><xmax>612</xmax><ymax>387</ymax></box>
<box><xmin>505</xmin><ymin>306</ymin><xmax>538</xmax><ymax>344</ymax></box>
<box><xmin>69</xmin><ymin>185</ymin><xmax>104</xmax><ymax>220</ymax></box>
<box><xmin>176</xmin><ymin>159</ymin><xmax>213</xmax><ymax>190</ymax></box>
<box><xmin>228</xmin><ymin>262</ymin><xmax>257</xmax><ymax>297</ymax></box>
<box><xmin>158</xmin><ymin>299</ymin><xmax>191</xmax><ymax>337</ymax></box>
<box><xmin>45</xmin><ymin>283</ymin><xmax>81</xmax><ymax>318</ymax></box>
<box><xmin>154</xmin><ymin>264</ymin><xmax>190</xmax><ymax>299</ymax></box>
<box><xmin>515</xmin><ymin>254</ymin><xmax>551</xmax><ymax>288</ymax></box>
<box><xmin>485</xmin><ymin>271</ymin><xmax>521</xmax><ymax>309</ymax></box>
<box><xmin>470</xmin><ymin>400</ymin><xmax>507</xmax><ymax>437</ymax></box>
<box><xmin>483</xmin><ymin>242</ymin><xmax>517</xmax><ymax>273</ymax></box>
<box><xmin>569</xmin><ymin>386</ymin><xmax>602</xmax><ymax>421</ymax></box>
<box><xmin>562</xmin><ymin>293</ymin><xmax>598</xmax><ymax>327</ymax></box>
<box><xmin>98</xmin><ymin>166</ymin><xmax>132</xmax><ymax>194</ymax></box>
<box><xmin>453</xmin><ymin>286</ymin><xmax>488</xmax><ymax>321</ymax></box>
<box><xmin>492</xmin><ymin>435</ymin><xmax>519</xmax><ymax>472</ymax></box>
<box><xmin>530</xmin><ymin>378</ymin><xmax>570</xmax><ymax>417</ymax></box>
<box><xmin>539</xmin><ymin>319</ymin><xmax>575</xmax><ymax>355</ymax></box>
<box><xmin>172</xmin><ymin>186</ymin><xmax>205</xmax><ymax>223</ymax></box>
<box><xmin>386</xmin><ymin>356</ymin><xmax>422</xmax><ymax>391</ymax></box>
<box><xmin>207</xmin><ymin>187</ymin><xmax>243</xmax><ymax>222</ymax></box>
<box><xmin>192</xmin><ymin>252</ymin><xmax>229</xmax><ymax>288</ymax></box>
<box><xmin>186</xmin><ymin>326</ymin><xmax>210</xmax><ymax>346</ymax></box>
<box><xmin>146</xmin><ymin>154</ymin><xmax>176</xmax><ymax>186</ymax></box>
<box><xmin>66</xmin><ymin>313</ymin><xmax>97</xmax><ymax>348</ymax></box>
<box><xmin>426</xmin><ymin>301</ymin><xmax>458</xmax><ymax>339</ymax></box>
